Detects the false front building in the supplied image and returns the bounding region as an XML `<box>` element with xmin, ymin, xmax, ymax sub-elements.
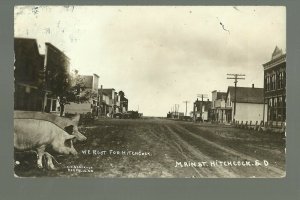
<box><xmin>191</xmin><ymin>99</ymin><xmax>212</xmax><ymax>122</ymax></box>
<box><xmin>211</xmin><ymin>90</ymin><xmax>229</xmax><ymax>123</ymax></box>
<box><xmin>14</xmin><ymin>38</ymin><xmax>45</xmax><ymax>111</ymax></box>
<box><xmin>14</xmin><ymin>38</ymin><xmax>71</xmax><ymax>113</ymax></box>
<box><xmin>64</xmin><ymin>72</ymin><xmax>100</xmax><ymax>115</ymax></box>
<box><xmin>44</xmin><ymin>42</ymin><xmax>71</xmax><ymax>113</ymax></box>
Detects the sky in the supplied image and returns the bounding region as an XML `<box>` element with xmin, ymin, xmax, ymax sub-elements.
<box><xmin>14</xmin><ymin>6</ymin><xmax>286</xmax><ymax>117</ymax></box>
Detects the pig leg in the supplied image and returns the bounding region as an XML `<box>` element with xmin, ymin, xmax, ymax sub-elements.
<box><xmin>44</xmin><ymin>152</ymin><xmax>56</xmax><ymax>170</ymax></box>
<box><xmin>36</xmin><ymin>145</ymin><xmax>46</xmax><ymax>168</ymax></box>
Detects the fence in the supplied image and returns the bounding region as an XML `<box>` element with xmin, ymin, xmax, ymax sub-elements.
<box><xmin>233</xmin><ymin>120</ymin><xmax>286</xmax><ymax>133</ymax></box>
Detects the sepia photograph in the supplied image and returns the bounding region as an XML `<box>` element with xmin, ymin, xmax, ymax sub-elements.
<box><xmin>14</xmin><ymin>6</ymin><xmax>286</xmax><ymax>178</ymax></box>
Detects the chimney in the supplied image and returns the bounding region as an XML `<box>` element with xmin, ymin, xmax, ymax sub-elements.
<box><xmin>252</xmin><ymin>84</ymin><xmax>254</xmax><ymax>88</ymax></box>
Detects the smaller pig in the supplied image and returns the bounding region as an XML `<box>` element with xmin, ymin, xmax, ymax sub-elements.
<box><xmin>14</xmin><ymin>111</ymin><xmax>87</xmax><ymax>142</ymax></box>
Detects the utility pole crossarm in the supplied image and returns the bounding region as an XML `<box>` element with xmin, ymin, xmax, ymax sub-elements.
<box><xmin>227</xmin><ymin>73</ymin><xmax>246</xmax><ymax>76</ymax></box>
<box><xmin>197</xmin><ymin>94</ymin><xmax>208</xmax><ymax>102</ymax></box>
<box><xmin>227</xmin><ymin>77</ymin><xmax>245</xmax><ymax>79</ymax></box>
<box><xmin>197</xmin><ymin>94</ymin><xmax>208</xmax><ymax>97</ymax></box>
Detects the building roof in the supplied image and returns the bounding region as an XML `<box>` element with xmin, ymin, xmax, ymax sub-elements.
<box><xmin>45</xmin><ymin>42</ymin><xmax>70</xmax><ymax>61</ymax></box>
<box><xmin>14</xmin><ymin>38</ymin><xmax>45</xmax><ymax>84</ymax></box>
<box><xmin>226</xmin><ymin>86</ymin><xmax>264</xmax><ymax>104</ymax></box>
<box><xmin>194</xmin><ymin>100</ymin><xmax>212</xmax><ymax>111</ymax></box>
<box><xmin>263</xmin><ymin>46</ymin><xmax>286</xmax><ymax>69</ymax></box>
<box><xmin>217</xmin><ymin>92</ymin><xmax>227</xmax><ymax>100</ymax></box>
<box><xmin>102</xmin><ymin>88</ymin><xmax>115</xmax><ymax>92</ymax></box>
<box><xmin>14</xmin><ymin>38</ymin><xmax>41</xmax><ymax>56</ymax></box>
<box><xmin>101</xmin><ymin>88</ymin><xmax>115</xmax><ymax>98</ymax></box>
<box><xmin>272</xmin><ymin>46</ymin><xmax>284</xmax><ymax>60</ymax></box>
<box><xmin>102</xmin><ymin>92</ymin><xmax>108</xmax><ymax>96</ymax></box>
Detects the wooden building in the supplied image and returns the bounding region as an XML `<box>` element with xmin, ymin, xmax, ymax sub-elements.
<box><xmin>225</xmin><ymin>85</ymin><xmax>267</xmax><ymax>123</ymax></box>
<box><xmin>14</xmin><ymin>38</ymin><xmax>45</xmax><ymax>111</ymax></box>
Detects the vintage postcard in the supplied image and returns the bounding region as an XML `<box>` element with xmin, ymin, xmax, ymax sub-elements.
<box><xmin>14</xmin><ymin>6</ymin><xmax>286</xmax><ymax>178</ymax></box>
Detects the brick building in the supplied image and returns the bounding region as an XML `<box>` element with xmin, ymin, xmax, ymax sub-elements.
<box><xmin>262</xmin><ymin>46</ymin><xmax>286</xmax><ymax>123</ymax></box>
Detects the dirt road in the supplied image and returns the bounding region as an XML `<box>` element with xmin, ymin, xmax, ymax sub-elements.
<box><xmin>14</xmin><ymin>118</ymin><xmax>286</xmax><ymax>178</ymax></box>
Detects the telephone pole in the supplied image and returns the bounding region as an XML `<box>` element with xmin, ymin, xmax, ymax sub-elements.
<box><xmin>197</xmin><ymin>94</ymin><xmax>208</xmax><ymax>102</ymax></box>
<box><xmin>173</xmin><ymin>104</ymin><xmax>176</xmax><ymax>118</ymax></box>
<box><xmin>183</xmin><ymin>101</ymin><xmax>190</xmax><ymax>116</ymax></box>
<box><xmin>174</xmin><ymin>104</ymin><xmax>180</xmax><ymax>119</ymax></box>
<box><xmin>227</xmin><ymin>74</ymin><xmax>245</xmax><ymax>122</ymax></box>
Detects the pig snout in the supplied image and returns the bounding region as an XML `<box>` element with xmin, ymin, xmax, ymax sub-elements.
<box><xmin>63</xmin><ymin>138</ymin><xmax>78</xmax><ymax>155</ymax></box>
<box><xmin>74</xmin><ymin>131</ymin><xmax>87</xmax><ymax>142</ymax></box>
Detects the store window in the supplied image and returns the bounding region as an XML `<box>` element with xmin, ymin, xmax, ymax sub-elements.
<box><xmin>271</xmin><ymin>74</ymin><xmax>276</xmax><ymax>90</ymax></box>
<box><xmin>273</xmin><ymin>97</ymin><xmax>277</xmax><ymax>107</ymax></box>
<box><xmin>266</xmin><ymin>76</ymin><xmax>270</xmax><ymax>91</ymax></box>
<box><xmin>278</xmin><ymin>96</ymin><xmax>282</xmax><ymax>107</ymax></box>
<box><xmin>269</xmin><ymin>98</ymin><xmax>272</xmax><ymax>107</ymax></box>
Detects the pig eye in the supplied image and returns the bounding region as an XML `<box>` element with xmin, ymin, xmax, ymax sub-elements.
<box><xmin>64</xmin><ymin>125</ymin><xmax>74</xmax><ymax>135</ymax></box>
<box><xmin>64</xmin><ymin>139</ymin><xmax>72</xmax><ymax>148</ymax></box>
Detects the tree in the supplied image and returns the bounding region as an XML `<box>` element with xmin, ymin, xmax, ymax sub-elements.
<box><xmin>43</xmin><ymin>62</ymin><xmax>71</xmax><ymax>114</ymax></box>
<box><xmin>65</xmin><ymin>72</ymin><xmax>97</xmax><ymax>103</ymax></box>
<box><xmin>118</xmin><ymin>90</ymin><xmax>125</xmax><ymax>98</ymax></box>
<box><xmin>77</xmin><ymin>88</ymin><xmax>98</xmax><ymax>103</ymax></box>
<box><xmin>56</xmin><ymin>71</ymin><xmax>98</xmax><ymax>116</ymax></box>
<box><xmin>64</xmin><ymin>72</ymin><xmax>86</xmax><ymax>103</ymax></box>
<box><xmin>118</xmin><ymin>90</ymin><xmax>128</xmax><ymax>112</ymax></box>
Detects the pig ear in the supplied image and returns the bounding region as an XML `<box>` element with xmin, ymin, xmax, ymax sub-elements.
<box><xmin>64</xmin><ymin>125</ymin><xmax>74</xmax><ymax>135</ymax></box>
<box><xmin>64</xmin><ymin>136</ymin><xmax>75</xmax><ymax>148</ymax></box>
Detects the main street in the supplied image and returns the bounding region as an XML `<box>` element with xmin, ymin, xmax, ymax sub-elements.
<box><xmin>15</xmin><ymin>118</ymin><xmax>286</xmax><ymax>178</ymax></box>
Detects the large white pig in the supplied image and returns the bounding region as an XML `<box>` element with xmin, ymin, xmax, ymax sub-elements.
<box><xmin>14</xmin><ymin>111</ymin><xmax>87</xmax><ymax>169</ymax></box>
